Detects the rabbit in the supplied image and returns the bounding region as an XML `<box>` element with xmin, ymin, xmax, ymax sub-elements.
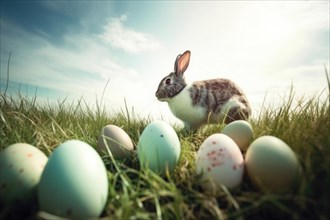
<box><xmin>155</xmin><ymin>50</ymin><xmax>251</xmax><ymax>131</ymax></box>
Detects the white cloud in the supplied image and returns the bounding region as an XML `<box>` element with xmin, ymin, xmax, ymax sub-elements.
<box><xmin>99</xmin><ymin>15</ymin><xmax>163</xmax><ymax>54</ymax></box>
<box><xmin>171</xmin><ymin>2</ymin><xmax>329</xmax><ymax>80</ymax></box>
<box><xmin>0</xmin><ymin>19</ymin><xmax>147</xmax><ymax>112</ymax></box>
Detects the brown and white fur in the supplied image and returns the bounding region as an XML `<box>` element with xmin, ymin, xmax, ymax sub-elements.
<box><xmin>155</xmin><ymin>50</ymin><xmax>251</xmax><ymax>131</ymax></box>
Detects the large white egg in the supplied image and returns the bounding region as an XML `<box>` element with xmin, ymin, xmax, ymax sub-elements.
<box><xmin>137</xmin><ymin>120</ymin><xmax>180</xmax><ymax>174</ymax></box>
<box><xmin>221</xmin><ymin>120</ymin><xmax>254</xmax><ymax>150</ymax></box>
<box><xmin>245</xmin><ymin>136</ymin><xmax>300</xmax><ymax>192</ymax></box>
<box><xmin>0</xmin><ymin>143</ymin><xmax>48</xmax><ymax>204</ymax></box>
<box><xmin>98</xmin><ymin>124</ymin><xmax>134</xmax><ymax>159</ymax></box>
<box><xmin>38</xmin><ymin>140</ymin><xmax>108</xmax><ymax>219</ymax></box>
<box><xmin>196</xmin><ymin>134</ymin><xmax>244</xmax><ymax>192</ymax></box>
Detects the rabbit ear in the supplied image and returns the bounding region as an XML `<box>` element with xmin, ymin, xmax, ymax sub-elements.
<box><xmin>174</xmin><ymin>50</ymin><xmax>191</xmax><ymax>76</ymax></box>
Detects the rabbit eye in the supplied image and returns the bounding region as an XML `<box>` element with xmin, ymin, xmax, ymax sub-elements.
<box><xmin>165</xmin><ymin>78</ymin><xmax>171</xmax><ymax>85</ymax></box>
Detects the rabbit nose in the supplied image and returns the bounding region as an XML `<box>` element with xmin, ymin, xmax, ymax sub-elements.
<box><xmin>155</xmin><ymin>91</ymin><xmax>160</xmax><ymax>98</ymax></box>
<box><xmin>156</xmin><ymin>90</ymin><xmax>165</xmax><ymax>99</ymax></box>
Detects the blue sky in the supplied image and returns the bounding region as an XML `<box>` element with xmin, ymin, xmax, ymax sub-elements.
<box><xmin>1</xmin><ymin>1</ymin><xmax>329</xmax><ymax>125</ymax></box>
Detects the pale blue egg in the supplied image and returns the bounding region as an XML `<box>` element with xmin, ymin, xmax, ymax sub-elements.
<box><xmin>38</xmin><ymin>140</ymin><xmax>108</xmax><ymax>219</ymax></box>
<box><xmin>137</xmin><ymin>121</ymin><xmax>180</xmax><ymax>174</ymax></box>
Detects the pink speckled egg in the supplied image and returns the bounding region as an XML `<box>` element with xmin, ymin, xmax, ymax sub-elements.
<box><xmin>196</xmin><ymin>134</ymin><xmax>244</xmax><ymax>192</ymax></box>
<box><xmin>0</xmin><ymin>143</ymin><xmax>48</xmax><ymax>204</ymax></box>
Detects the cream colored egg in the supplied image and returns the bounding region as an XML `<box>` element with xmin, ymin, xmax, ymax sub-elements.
<box><xmin>98</xmin><ymin>124</ymin><xmax>134</xmax><ymax>159</ymax></box>
<box><xmin>0</xmin><ymin>143</ymin><xmax>48</xmax><ymax>204</ymax></box>
<box><xmin>196</xmin><ymin>134</ymin><xmax>244</xmax><ymax>192</ymax></box>
<box><xmin>245</xmin><ymin>136</ymin><xmax>300</xmax><ymax>192</ymax></box>
<box><xmin>221</xmin><ymin>120</ymin><xmax>254</xmax><ymax>150</ymax></box>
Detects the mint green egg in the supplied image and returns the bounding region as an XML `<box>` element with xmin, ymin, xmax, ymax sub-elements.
<box><xmin>137</xmin><ymin>121</ymin><xmax>181</xmax><ymax>174</ymax></box>
<box><xmin>38</xmin><ymin>140</ymin><xmax>108</xmax><ymax>219</ymax></box>
<box><xmin>245</xmin><ymin>136</ymin><xmax>300</xmax><ymax>192</ymax></box>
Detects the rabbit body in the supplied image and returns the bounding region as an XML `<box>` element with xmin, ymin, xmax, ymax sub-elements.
<box><xmin>156</xmin><ymin>50</ymin><xmax>251</xmax><ymax>130</ymax></box>
<box><xmin>166</xmin><ymin>85</ymin><xmax>206</xmax><ymax>130</ymax></box>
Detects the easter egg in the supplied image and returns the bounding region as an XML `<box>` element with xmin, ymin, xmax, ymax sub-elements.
<box><xmin>196</xmin><ymin>134</ymin><xmax>244</xmax><ymax>192</ymax></box>
<box><xmin>0</xmin><ymin>143</ymin><xmax>48</xmax><ymax>204</ymax></box>
<box><xmin>245</xmin><ymin>136</ymin><xmax>300</xmax><ymax>192</ymax></box>
<box><xmin>137</xmin><ymin>120</ymin><xmax>180</xmax><ymax>174</ymax></box>
<box><xmin>221</xmin><ymin>120</ymin><xmax>254</xmax><ymax>150</ymax></box>
<box><xmin>98</xmin><ymin>124</ymin><xmax>134</xmax><ymax>159</ymax></box>
<box><xmin>38</xmin><ymin>140</ymin><xmax>108</xmax><ymax>219</ymax></box>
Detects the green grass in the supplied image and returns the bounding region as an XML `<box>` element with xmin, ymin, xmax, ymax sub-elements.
<box><xmin>1</xmin><ymin>81</ymin><xmax>329</xmax><ymax>219</ymax></box>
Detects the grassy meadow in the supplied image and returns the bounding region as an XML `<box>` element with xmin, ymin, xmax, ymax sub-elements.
<box><xmin>0</xmin><ymin>80</ymin><xmax>329</xmax><ymax>219</ymax></box>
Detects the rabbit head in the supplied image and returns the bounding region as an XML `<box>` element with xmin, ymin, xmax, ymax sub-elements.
<box><xmin>155</xmin><ymin>50</ymin><xmax>191</xmax><ymax>101</ymax></box>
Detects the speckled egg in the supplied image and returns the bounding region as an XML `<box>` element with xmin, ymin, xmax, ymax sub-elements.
<box><xmin>245</xmin><ymin>136</ymin><xmax>300</xmax><ymax>192</ymax></box>
<box><xmin>196</xmin><ymin>134</ymin><xmax>244</xmax><ymax>192</ymax></box>
<box><xmin>137</xmin><ymin>120</ymin><xmax>180</xmax><ymax>174</ymax></box>
<box><xmin>98</xmin><ymin>124</ymin><xmax>134</xmax><ymax>159</ymax></box>
<box><xmin>38</xmin><ymin>140</ymin><xmax>108</xmax><ymax>219</ymax></box>
<box><xmin>0</xmin><ymin>143</ymin><xmax>48</xmax><ymax>204</ymax></box>
<box><xmin>221</xmin><ymin>120</ymin><xmax>254</xmax><ymax>150</ymax></box>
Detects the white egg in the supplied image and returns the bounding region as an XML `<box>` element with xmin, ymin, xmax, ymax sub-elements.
<box><xmin>245</xmin><ymin>136</ymin><xmax>300</xmax><ymax>192</ymax></box>
<box><xmin>196</xmin><ymin>134</ymin><xmax>244</xmax><ymax>192</ymax></box>
<box><xmin>221</xmin><ymin>120</ymin><xmax>254</xmax><ymax>150</ymax></box>
<box><xmin>38</xmin><ymin>140</ymin><xmax>108</xmax><ymax>219</ymax></box>
<box><xmin>98</xmin><ymin>124</ymin><xmax>134</xmax><ymax>159</ymax></box>
<box><xmin>137</xmin><ymin>120</ymin><xmax>181</xmax><ymax>174</ymax></box>
<box><xmin>0</xmin><ymin>143</ymin><xmax>48</xmax><ymax>204</ymax></box>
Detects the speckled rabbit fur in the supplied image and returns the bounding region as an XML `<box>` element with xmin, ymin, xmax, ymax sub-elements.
<box><xmin>155</xmin><ymin>50</ymin><xmax>251</xmax><ymax>130</ymax></box>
